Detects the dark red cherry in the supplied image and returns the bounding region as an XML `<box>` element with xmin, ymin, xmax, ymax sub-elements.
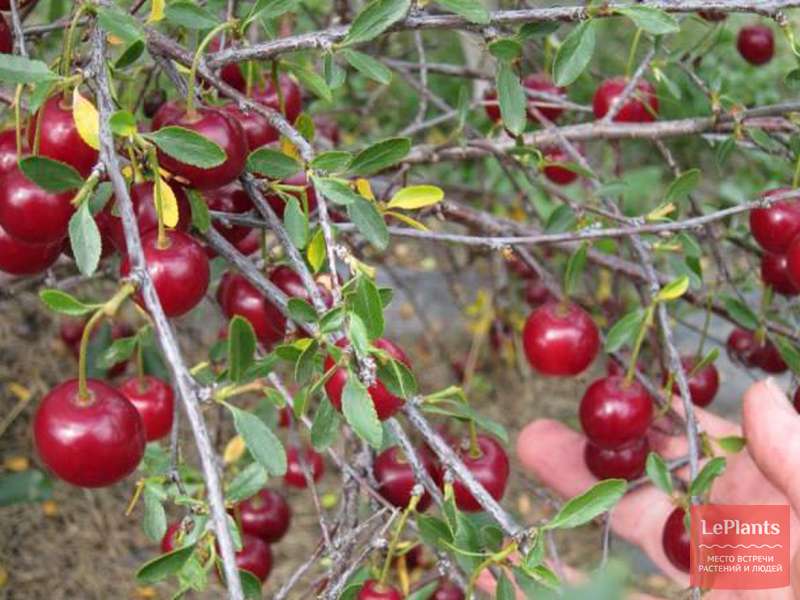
<box><xmin>0</xmin><ymin>165</ymin><xmax>74</xmax><ymax>244</ymax></box>
<box><xmin>155</xmin><ymin>106</ymin><xmax>247</xmax><ymax>190</ymax></box>
<box><xmin>272</xmin><ymin>264</ymin><xmax>333</xmax><ymax>310</ymax></box>
<box><xmin>143</xmin><ymin>89</ymin><xmax>167</xmax><ymax>119</ymax></box>
<box><xmin>236</xmin><ymin>489</ymin><xmax>291</xmax><ymax>543</ymax></box>
<box><xmin>754</xmin><ymin>338</ymin><xmax>788</xmax><ymax>374</ymax></box>
<box><xmin>726</xmin><ymin>328</ymin><xmax>760</xmax><ymax>367</ymax></box>
<box><xmin>373</xmin><ymin>446</ymin><xmax>437</xmax><ymax>511</ymax></box>
<box><xmin>523</xmin><ymin>278</ymin><xmax>554</xmax><ymax>308</ymax></box>
<box><xmin>33</xmin><ymin>378</ymin><xmax>145</xmax><ymax>487</ymax></box>
<box><xmin>592</xmin><ymin>77</ymin><xmax>659</xmax><ymax>123</ymax></box>
<box><xmin>0</xmin><ymin>222</ymin><xmax>62</xmax><ymax>275</ymax></box>
<box><xmin>737</xmin><ymin>25</ymin><xmax>774</xmax><ymax>65</ymax></box>
<box><xmin>698</xmin><ymin>10</ymin><xmax>726</xmax><ymax>21</ymax></box>
<box><xmin>584</xmin><ymin>437</ymin><xmax>648</xmax><ymax>481</ymax></box>
<box><xmin>235</xmin><ymin>534</ymin><xmax>273</xmax><ymax>582</ymax></box>
<box><xmin>793</xmin><ymin>388</ymin><xmax>800</xmax><ymax>413</ymax></box>
<box><xmin>277</xmin><ymin>405</ymin><xmax>293</xmax><ymax>428</ymax></box>
<box><xmin>761</xmin><ymin>253</ymin><xmax>799</xmax><ymax>296</ymax></box>
<box><xmin>0</xmin><ymin>129</ymin><xmax>24</xmax><ymax>177</ymax></box>
<box><xmin>120</xmin><ymin>229</ymin><xmax>210</xmax><ymax>318</ymax></box>
<box><xmin>314</xmin><ymin>116</ymin><xmax>341</xmax><ymax>146</ymax></box>
<box><xmin>579</xmin><ymin>376</ymin><xmax>653</xmax><ymax>449</ymax></box>
<box><xmin>251</xmin><ymin>74</ymin><xmax>303</xmax><ymax>124</ymax></box>
<box><xmin>324</xmin><ymin>338</ymin><xmax>410</xmax><ymax>421</ymax></box>
<box><xmin>221</xmin><ymin>103</ymin><xmax>275</xmax><ymax>150</ymax></box>
<box><xmin>219</xmin><ymin>273</ymin><xmax>286</xmax><ymax>348</ymax></box>
<box><xmin>105</xmin><ymin>180</ymin><xmax>192</xmax><ymax>253</ymax></box>
<box><xmin>284</xmin><ymin>444</ymin><xmax>325</xmax><ymax>488</ymax></box>
<box><xmin>27</xmin><ymin>95</ymin><xmax>99</xmax><ymax>178</ymax></box>
<box><xmin>783</xmin><ymin>233</ymin><xmax>800</xmax><ymax>292</ymax></box>
<box><xmin>208</xmin><ymin>36</ymin><xmax>247</xmax><ymax>93</ymax></box>
<box><xmin>664</xmin><ymin>356</ymin><xmax>720</xmax><ymax>407</ymax></box>
<box><xmin>264</xmin><ymin>173</ymin><xmax>317</xmax><ymax>218</ymax></box>
<box><xmin>0</xmin><ymin>16</ymin><xmax>10</xmax><ymax>54</ymax></box>
<box><xmin>749</xmin><ymin>188</ymin><xmax>800</xmax><ymax>253</ymax></box>
<box><xmin>204</xmin><ymin>182</ymin><xmax>253</xmax><ymax>244</ymax></box>
<box><xmin>118</xmin><ymin>376</ymin><xmax>175</xmax><ymax>441</ymax></box>
<box><xmin>522</xmin><ymin>301</ymin><xmax>600</xmax><ymax>376</ymax></box>
<box><xmin>541</xmin><ymin>146</ymin><xmax>578</xmax><ymax>185</ymax></box>
<box><xmin>505</xmin><ymin>254</ymin><xmax>535</xmax><ymax>279</ymax></box>
<box><xmin>432</xmin><ymin>579</ymin><xmax>465</xmax><ymax>600</ymax></box>
<box><xmin>444</xmin><ymin>435</ymin><xmax>509</xmax><ymax>512</ymax></box>
<box><xmin>0</xmin><ymin>0</ymin><xmax>37</xmax><ymax>10</ymax></box>
<box><xmin>357</xmin><ymin>580</ymin><xmax>403</xmax><ymax>600</ymax></box>
<box><xmin>234</xmin><ymin>229</ymin><xmax>261</xmax><ymax>255</ymax></box>
<box><xmin>662</xmin><ymin>507</ymin><xmax>691</xmax><ymax>572</ymax></box>
<box><xmin>161</xmin><ymin>521</ymin><xmax>185</xmax><ymax>553</ymax></box>
<box><xmin>151</xmin><ymin>99</ymin><xmax>185</xmax><ymax>131</ymax></box>
<box><xmin>482</xmin><ymin>89</ymin><xmax>502</xmax><ymax>123</ymax></box>
<box><xmin>489</xmin><ymin>318</ymin><xmax>513</xmax><ymax>352</ymax></box>
<box><xmin>523</xmin><ymin>73</ymin><xmax>567</xmax><ymax>123</ymax></box>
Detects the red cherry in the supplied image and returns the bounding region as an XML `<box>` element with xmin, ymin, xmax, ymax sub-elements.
<box><xmin>234</xmin><ymin>229</ymin><xmax>261</xmax><ymax>255</ymax></box>
<box><xmin>482</xmin><ymin>89</ymin><xmax>502</xmax><ymax>123</ymax></box>
<box><xmin>284</xmin><ymin>444</ymin><xmax>325</xmax><ymax>488</ymax></box>
<box><xmin>357</xmin><ymin>580</ymin><xmax>403</xmax><ymax>600</ymax></box>
<box><xmin>505</xmin><ymin>254</ymin><xmax>535</xmax><ymax>279</ymax></box>
<box><xmin>592</xmin><ymin>77</ymin><xmax>659</xmax><ymax>123</ymax></box>
<box><xmin>726</xmin><ymin>328</ymin><xmax>760</xmax><ymax>367</ymax></box>
<box><xmin>0</xmin><ymin>222</ymin><xmax>62</xmax><ymax>275</ymax></box>
<box><xmin>663</xmin><ymin>356</ymin><xmax>720</xmax><ymax>407</ymax></box>
<box><xmin>324</xmin><ymin>338</ymin><xmax>410</xmax><ymax>421</ymax></box>
<box><xmin>251</xmin><ymin>74</ymin><xmax>303</xmax><ymax>124</ymax></box>
<box><xmin>161</xmin><ymin>521</ymin><xmax>185</xmax><ymax>553</ymax></box>
<box><xmin>0</xmin><ymin>0</ymin><xmax>36</xmax><ymax>9</ymax></box>
<box><xmin>155</xmin><ymin>106</ymin><xmax>247</xmax><ymax>190</ymax></box>
<box><xmin>444</xmin><ymin>435</ymin><xmax>509</xmax><ymax>512</ymax></box>
<box><xmin>761</xmin><ymin>253</ymin><xmax>799</xmax><ymax>296</ymax></box>
<box><xmin>754</xmin><ymin>339</ymin><xmax>788</xmax><ymax>374</ymax></box>
<box><xmin>33</xmin><ymin>378</ymin><xmax>145</xmax><ymax>487</ymax></box>
<box><xmin>749</xmin><ymin>188</ymin><xmax>800</xmax><ymax>254</ymax></box>
<box><xmin>523</xmin><ymin>278</ymin><xmax>554</xmax><ymax>308</ymax></box>
<box><xmin>737</xmin><ymin>25</ymin><xmax>774</xmax><ymax>65</ymax></box>
<box><xmin>235</xmin><ymin>534</ymin><xmax>273</xmax><ymax>582</ymax></box>
<box><xmin>118</xmin><ymin>376</ymin><xmax>175</xmax><ymax>441</ymax></box>
<box><xmin>522</xmin><ymin>301</ymin><xmax>600</xmax><ymax>376</ymax></box>
<box><xmin>0</xmin><ymin>16</ymin><xmax>10</xmax><ymax>55</ymax></box>
<box><xmin>431</xmin><ymin>579</ymin><xmax>465</xmax><ymax>600</ymax></box>
<box><xmin>373</xmin><ymin>446</ymin><xmax>437</xmax><ymax>511</ymax></box>
<box><xmin>208</xmin><ymin>36</ymin><xmax>247</xmax><ymax>93</ymax></box>
<box><xmin>523</xmin><ymin>73</ymin><xmax>566</xmax><ymax>123</ymax></box>
<box><xmin>204</xmin><ymin>182</ymin><xmax>253</xmax><ymax>245</ymax></box>
<box><xmin>579</xmin><ymin>376</ymin><xmax>653</xmax><ymax>449</ymax></box>
<box><xmin>236</xmin><ymin>489</ymin><xmax>291</xmax><ymax>543</ymax></box>
<box><xmin>277</xmin><ymin>405</ymin><xmax>293</xmax><ymax>428</ymax></box>
<box><xmin>783</xmin><ymin>234</ymin><xmax>800</xmax><ymax>291</ymax></box>
<box><xmin>105</xmin><ymin>181</ymin><xmax>192</xmax><ymax>253</ymax></box>
<box><xmin>120</xmin><ymin>229</ymin><xmax>210</xmax><ymax>318</ymax></box>
<box><xmin>27</xmin><ymin>95</ymin><xmax>99</xmax><ymax>178</ymax></box>
<box><xmin>584</xmin><ymin>437</ymin><xmax>648</xmax><ymax>481</ymax></box>
<box><xmin>698</xmin><ymin>10</ymin><xmax>726</xmax><ymax>22</ymax></box>
<box><xmin>793</xmin><ymin>388</ymin><xmax>800</xmax><ymax>413</ymax></box>
<box><xmin>221</xmin><ymin>103</ymin><xmax>275</xmax><ymax>150</ymax></box>
<box><xmin>314</xmin><ymin>116</ymin><xmax>341</xmax><ymax>146</ymax></box>
<box><xmin>151</xmin><ymin>100</ymin><xmax>185</xmax><ymax>131</ymax></box>
<box><xmin>541</xmin><ymin>146</ymin><xmax>578</xmax><ymax>185</ymax></box>
<box><xmin>662</xmin><ymin>507</ymin><xmax>690</xmax><ymax>572</ymax></box>
<box><xmin>271</xmin><ymin>264</ymin><xmax>333</xmax><ymax>310</ymax></box>
<box><xmin>0</xmin><ymin>129</ymin><xmax>24</xmax><ymax>177</ymax></box>
<box><xmin>264</xmin><ymin>173</ymin><xmax>317</xmax><ymax>218</ymax></box>
<box><xmin>0</xmin><ymin>165</ymin><xmax>74</xmax><ymax>244</ymax></box>
<box><xmin>219</xmin><ymin>273</ymin><xmax>286</xmax><ymax>348</ymax></box>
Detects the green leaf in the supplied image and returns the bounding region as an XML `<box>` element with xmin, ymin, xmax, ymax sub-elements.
<box><xmin>311</xmin><ymin>151</ymin><xmax>353</xmax><ymax>173</ymax></box>
<box><xmin>247</xmin><ymin>0</ymin><xmax>299</xmax><ymax>21</ymax></box>
<box><xmin>0</xmin><ymin>470</ymin><xmax>53</xmax><ymax>506</ymax></box>
<box><xmin>544</xmin><ymin>479</ymin><xmax>626</xmax><ymax>530</ymax></box>
<box><xmin>715</xmin><ymin>136</ymin><xmax>736</xmax><ymax>168</ymax></box>
<box><xmin>350</xmin><ymin>275</ymin><xmax>384</xmax><ymax>339</ymax></box>
<box><xmin>146</xmin><ymin>127</ymin><xmax>226</xmax><ymax>169</ymax></box>
<box><xmin>615</xmin><ymin>6</ymin><xmax>680</xmax><ymax>35</ymax></box>
<box><xmin>665</xmin><ymin>169</ymin><xmax>701</xmax><ymax>203</ymax></box>
<box><xmin>423</xmin><ymin>400</ymin><xmax>508</xmax><ymax>443</ymax></box>
<box><xmin>18</xmin><ymin>156</ymin><xmax>83</xmax><ymax>192</ymax></box>
<box><xmin>226</xmin><ymin>462</ymin><xmax>268</xmax><ymax>503</ymax></box>
<box><xmin>347</xmin><ymin>197</ymin><xmax>389</xmax><ymax>250</ymax></box>
<box><xmin>387</xmin><ymin>185</ymin><xmax>444</xmax><ymax>210</ymax></box>
<box><xmin>39</xmin><ymin>289</ymin><xmax>98</xmax><ymax>316</ymax></box>
<box><xmin>552</xmin><ymin>20</ymin><xmax>596</xmax><ymax>86</ymax></box>
<box><xmin>165</xmin><ymin>1</ymin><xmax>218</xmax><ymax>29</ymax></box>
<box><xmin>720</xmin><ymin>295</ymin><xmax>759</xmax><ymax>331</ymax></box>
<box><xmin>228</xmin><ymin>316</ymin><xmax>257</xmax><ymax>383</ymax></box>
<box><xmin>376</xmin><ymin>358</ymin><xmax>417</xmax><ymax>398</ymax></box>
<box><xmin>96</xmin><ymin>5</ymin><xmax>145</xmax><ymax>43</ymax></box>
<box><xmin>563</xmin><ymin>241</ymin><xmax>588</xmax><ymax>297</ymax></box>
<box><xmin>187</xmin><ymin>188</ymin><xmax>210</xmax><ymax>233</ymax></box>
<box><xmin>227</xmin><ymin>404</ymin><xmax>287</xmax><ymax>476</ymax></box>
<box><xmin>115</xmin><ymin>40</ymin><xmax>146</xmax><ymax>69</ymax></box>
<box><xmin>319</xmin><ymin>306</ymin><xmax>346</xmax><ymax>333</ymax></box>
<box><xmin>495</xmin><ymin>62</ymin><xmax>526</xmax><ymax>136</ymax></box>
<box><xmin>136</xmin><ymin>545</ymin><xmax>196</xmax><ymax>584</ymax></box>
<box><xmin>435</xmin><ymin>0</ymin><xmax>489</xmax><ymax>24</ymax></box>
<box><xmin>341</xmin><ymin>373</ymin><xmax>383</xmax><ymax>448</ymax></box>
<box><xmin>496</xmin><ymin>571</ymin><xmax>515</xmax><ymax>600</ymax></box>
<box><xmin>287</xmin><ymin>297</ymin><xmax>318</xmax><ymax>324</ymax></box>
<box><xmin>407</xmin><ymin>581</ymin><xmax>439</xmax><ymax>600</ymax></box>
<box><xmin>311</xmin><ymin>177</ymin><xmax>362</xmax><ymax>206</ymax></box>
<box><xmin>99</xmin><ymin>335</ymin><xmax>137</xmax><ymax>369</ymax></box>
<box><xmin>348</xmin><ymin>312</ymin><xmax>370</xmax><ymax>355</ymax></box>
<box><xmin>284</xmin><ymin>197</ymin><xmax>309</xmax><ymax>249</ymax></box>
<box><xmin>544</xmin><ymin>204</ymin><xmax>577</xmax><ymax>233</ymax></box>
<box><xmin>605</xmin><ymin>308</ymin><xmax>645</xmax><ymax>353</ymax></box>
<box><xmin>310</xmin><ymin>397</ymin><xmax>340</xmax><ymax>451</ymax></box>
<box><xmin>285</xmin><ymin>63</ymin><xmax>332</xmax><ymax>102</ymax></box>
<box><xmin>69</xmin><ymin>202</ymin><xmax>102</xmax><ymax>277</ymax></box>
<box><xmin>655</xmin><ymin>275</ymin><xmax>689</xmax><ymax>302</ymax></box>
<box><xmin>785</xmin><ymin>68</ymin><xmax>800</xmax><ymax>90</ymax></box>
<box><xmin>519</xmin><ymin>21</ymin><xmax>560</xmax><ymax>39</ymax></box>
<box><xmin>645</xmin><ymin>452</ymin><xmax>673</xmax><ymax>495</ymax></box>
<box><xmin>689</xmin><ymin>457</ymin><xmax>726</xmax><ymax>497</ymax></box>
<box><xmin>717</xmin><ymin>435</ymin><xmax>747</xmax><ymax>454</ymax></box>
<box><xmin>143</xmin><ymin>484</ymin><xmax>167</xmax><ymax>541</ymax></box>
<box><xmin>109</xmin><ymin>110</ymin><xmax>138</xmax><ymax>137</ymax></box>
<box><xmin>342</xmin><ymin>0</ymin><xmax>411</xmax><ymax>47</ymax></box>
<box><xmin>773</xmin><ymin>336</ymin><xmax>800</xmax><ymax>374</ymax></box>
<box><xmin>0</xmin><ymin>55</ymin><xmax>60</xmax><ymax>85</ymax></box>
<box><xmin>239</xmin><ymin>570</ymin><xmax>263</xmax><ymax>599</ymax></box>
<box><xmin>247</xmin><ymin>147</ymin><xmax>301</xmax><ymax>179</ymax></box>
<box><xmin>341</xmin><ymin>49</ymin><xmax>393</xmax><ymax>85</ymax></box>
<box><xmin>348</xmin><ymin>137</ymin><xmax>411</xmax><ymax>176</ymax></box>
<box><xmin>488</xmin><ymin>38</ymin><xmax>522</xmax><ymax>61</ymax></box>
<box><xmin>416</xmin><ymin>514</ymin><xmax>454</xmax><ymax>548</ymax></box>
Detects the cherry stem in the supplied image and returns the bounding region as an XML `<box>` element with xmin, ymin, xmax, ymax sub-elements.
<box><xmin>71</xmin><ymin>171</ymin><xmax>100</xmax><ymax>208</ymax></box>
<box><xmin>468</xmin><ymin>420</ymin><xmax>480</xmax><ymax>459</ymax></box>
<box><xmin>625</xmin><ymin>28</ymin><xmax>642</xmax><ymax>79</ymax></box>
<box><xmin>378</xmin><ymin>491</ymin><xmax>420</xmax><ymax>587</ymax></box>
<box><xmin>625</xmin><ymin>303</ymin><xmax>654</xmax><ymax>385</ymax></box>
<box><xmin>136</xmin><ymin>339</ymin><xmax>146</xmax><ymax>390</ymax></box>
<box><xmin>61</xmin><ymin>3</ymin><xmax>92</xmax><ymax>80</ymax></box>
<box><xmin>187</xmin><ymin>22</ymin><xmax>233</xmax><ymax>117</ymax></box>
<box><xmin>466</xmin><ymin>541</ymin><xmax>517</xmax><ymax>598</ymax></box>
<box><xmin>13</xmin><ymin>84</ymin><xmax>22</xmax><ymax>156</ymax></box>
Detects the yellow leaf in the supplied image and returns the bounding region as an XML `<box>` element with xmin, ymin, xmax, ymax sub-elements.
<box><xmin>135</xmin><ymin>586</ymin><xmax>158</xmax><ymax>599</ymax></box>
<box><xmin>4</xmin><ymin>456</ymin><xmax>28</xmax><ymax>471</ymax></box>
<box><xmin>307</xmin><ymin>228</ymin><xmax>326</xmax><ymax>273</ymax></box>
<box><xmin>355</xmin><ymin>178</ymin><xmax>374</xmax><ymax>201</ymax></box>
<box><xmin>6</xmin><ymin>382</ymin><xmax>30</xmax><ymax>401</ymax></box>
<box><xmin>41</xmin><ymin>500</ymin><xmax>59</xmax><ymax>517</ymax></box>
<box><xmin>383</xmin><ymin>210</ymin><xmax>428</xmax><ymax>231</ymax></box>
<box><xmin>386</xmin><ymin>185</ymin><xmax>444</xmax><ymax>210</ymax></box>
<box><xmin>147</xmin><ymin>0</ymin><xmax>164</xmax><ymax>22</ymax></box>
<box><xmin>280</xmin><ymin>137</ymin><xmax>300</xmax><ymax>161</ymax></box>
<box><xmin>656</xmin><ymin>275</ymin><xmax>690</xmax><ymax>302</ymax></box>
<box><xmin>72</xmin><ymin>88</ymin><xmax>100</xmax><ymax>151</ymax></box>
<box><xmin>223</xmin><ymin>435</ymin><xmax>246</xmax><ymax>464</ymax></box>
<box><xmin>107</xmin><ymin>34</ymin><xmax>124</xmax><ymax>46</ymax></box>
<box><xmin>155</xmin><ymin>176</ymin><xmax>179</xmax><ymax>228</ymax></box>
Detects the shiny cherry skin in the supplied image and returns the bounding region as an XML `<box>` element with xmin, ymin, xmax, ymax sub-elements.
<box><xmin>0</xmin><ymin>129</ymin><xmax>23</xmax><ymax>177</ymax></box>
<box><xmin>264</xmin><ymin>173</ymin><xmax>317</xmax><ymax>218</ymax></box>
<box><xmin>357</xmin><ymin>580</ymin><xmax>403</xmax><ymax>600</ymax></box>
<box><xmin>151</xmin><ymin>99</ymin><xmax>185</xmax><ymax>131</ymax></box>
<box><xmin>761</xmin><ymin>253</ymin><xmax>799</xmax><ymax>296</ymax></box>
<box><xmin>204</xmin><ymin>182</ymin><xmax>253</xmax><ymax>244</ymax></box>
<box><xmin>373</xmin><ymin>446</ymin><xmax>437</xmax><ymax>511</ymax></box>
<box><xmin>726</xmin><ymin>327</ymin><xmax>760</xmax><ymax>367</ymax></box>
<box><xmin>541</xmin><ymin>146</ymin><xmax>578</xmax><ymax>185</ymax></box>
<box><xmin>524</xmin><ymin>278</ymin><xmax>554</xmax><ymax>308</ymax></box>
<box><xmin>106</xmin><ymin>181</ymin><xmax>192</xmax><ymax>253</ymax></box>
<box><xmin>118</xmin><ymin>376</ymin><xmax>175</xmax><ymax>441</ymax></box>
<box><xmin>446</xmin><ymin>435</ymin><xmax>509</xmax><ymax>512</ymax></box>
<box><xmin>432</xmin><ymin>580</ymin><xmax>465</xmax><ymax>600</ymax></box>
<box><xmin>737</xmin><ymin>25</ymin><xmax>774</xmax><ymax>65</ymax></box>
<box><xmin>749</xmin><ymin>188</ymin><xmax>800</xmax><ymax>253</ymax></box>
<box><xmin>33</xmin><ymin>378</ymin><xmax>145</xmax><ymax>487</ymax></box>
<box><xmin>236</xmin><ymin>489</ymin><xmax>291</xmax><ymax>543</ymax></box>
<box><xmin>161</xmin><ymin>521</ymin><xmax>185</xmax><ymax>553</ymax></box>
<box><xmin>579</xmin><ymin>376</ymin><xmax>653</xmax><ymax>449</ymax></box>
<box><xmin>662</xmin><ymin>507</ymin><xmax>691</xmax><ymax>573</ymax></box>
<box><xmin>0</xmin><ymin>165</ymin><xmax>74</xmax><ymax>244</ymax></box>
<box><xmin>208</xmin><ymin>36</ymin><xmax>247</xmax><ymax>93</ymax></box>
<box><xmin>284</xmin><ymin>445</ymin><xmax>325</xmax><ymax>488</ymax></box>
<box><xmin>523</xmin><ymin>73</ymin><xmax>567</xmax><ymax>123</ymax></box>
<box><xmin>120</xmin><ymin>229</ymin><xmax>210</xmax><ymax>318</ymax></box>
<box><xmin>782</xmin><ymin>234</ymin><xmax>800</xmax><ymax>292</ymax></box>
<box><xmin>754</xmin><ymin>339</ymin><xmax>788</xmax><ymax>374</ymax></box>
<box><xmin>0</xmin><ymin>16</ymin><xmax>9</xmax><ymax>55</ymax></box>
<box><xmin>584</xmin><ymin>437</ymin><xmax>648</xmax><ymax>481</ymax></box>
<box><xmin>219</xmin><ymin>273</ymin><xmax>286</xmax><ymax>348</ymax></box>
<box><xmin>0</xmin><ymin>223</ymin><xmax>62</xmax><ymax>275</ymax></box>
<box><xmin>27</xmin><ymin>95</ymin><xmax>99</xmax><ymax>178</ymax></box>
<box><xmin>663</xmin><ymin>356</ymin><xmax>720</xmax><ymax>407</ymax></box>
<box><xmin>251</xmin><ymin>74</ymin><xmax>303</xmax><ymax>124</ymax></box>
<box><xmin>234</xmin><ymin>229</ymin><xmax>261</xmax><ymax>255</ymax></box>
<box><xmin>324</xmin><ymin>338</ymin><xmax>411</xmax><ymax>421</ymax></box>
<box><xmin>278</xmin><ymin>405</ymin><xmax>293</xmax><ymax>428</ymax></box>
<box><xmin>155</xmin><ymin>106</ymin><xmax>247</xmax><ymax>190</ymax></box>
<box><xmin>235</xmin><ymin>534</ymin><xmax>273</xmax><ymax>582</ymax></box>
<box><xmin>221</xmin><ymin>103</ymin><xmax>275</xmax><ymax>150</ymax></box>
<box><xmin>522</xmin><ymin>301</ymin><xmax>600</xmax><ymax>376</ymax></box>
<box><xmin>592</xmin><ymin>77</ymin><xmax>659</xmax><ymax>123</ymax></box>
